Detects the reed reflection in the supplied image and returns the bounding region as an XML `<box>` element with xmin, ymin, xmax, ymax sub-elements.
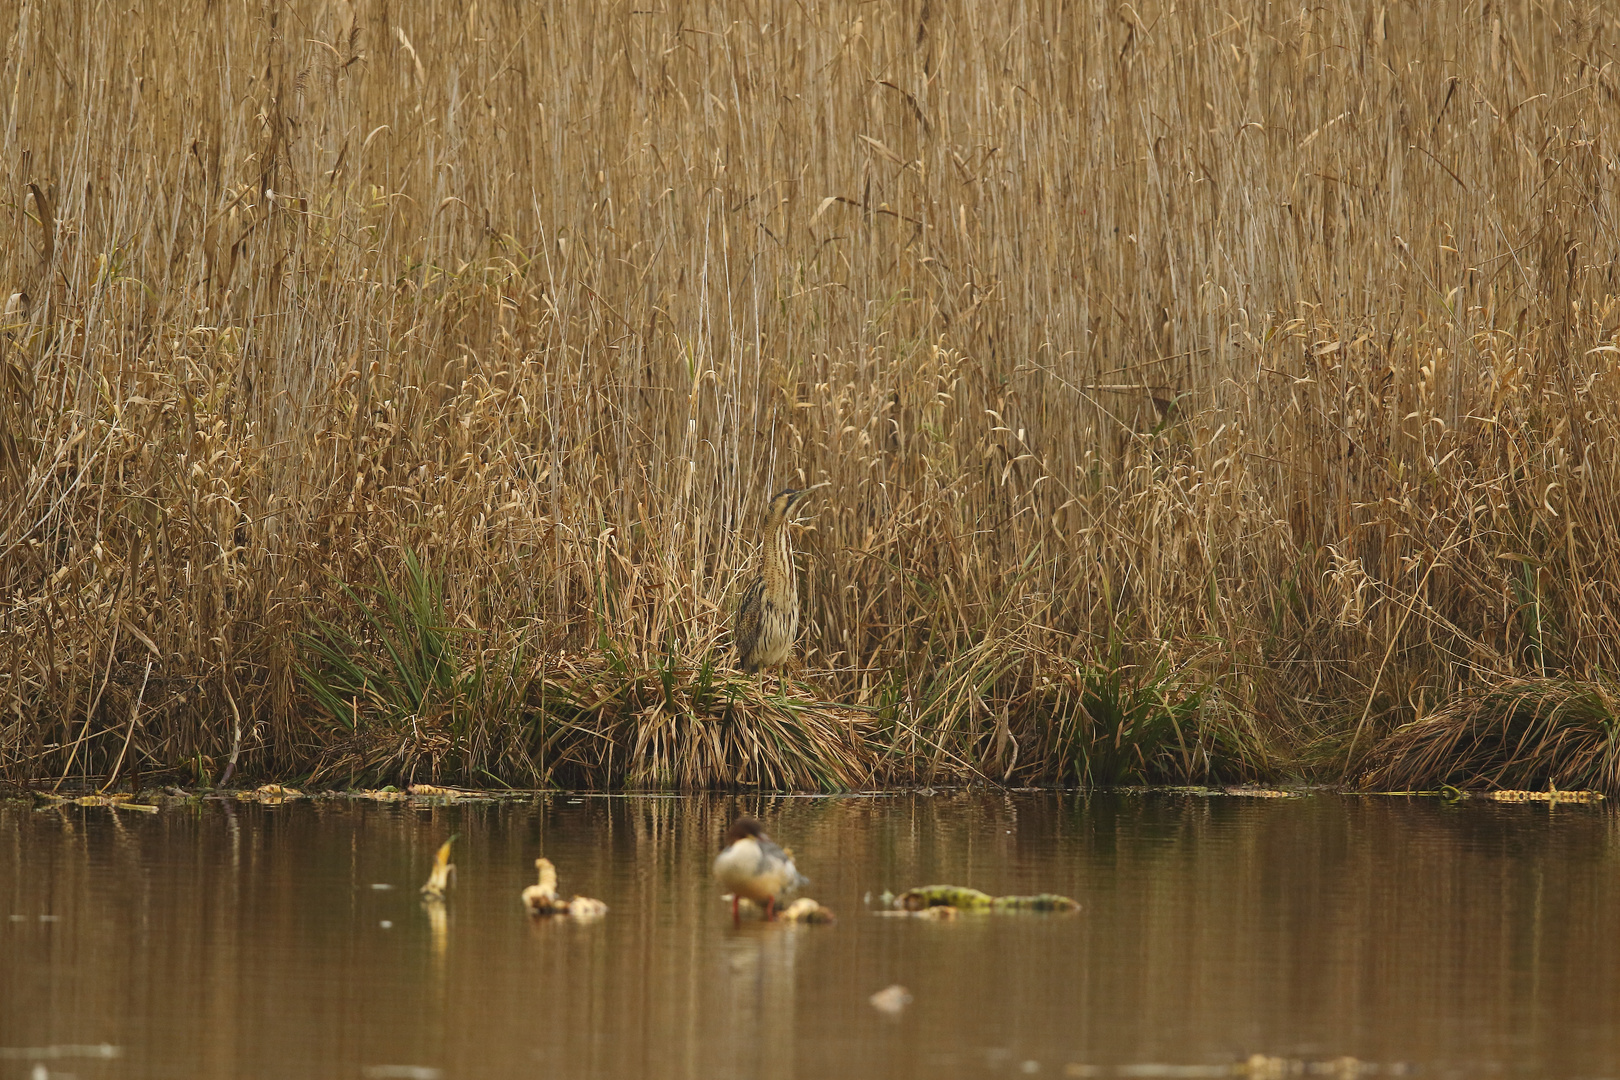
<box><xmin>3</xmin><ymin>794</ymin><xmax>1620</xmax><ymax>1080</ymax></box>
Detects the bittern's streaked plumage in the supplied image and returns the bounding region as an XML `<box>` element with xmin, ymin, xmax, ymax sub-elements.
<box><xmin>734</xmin><ymin>486</ymin><xmax>818</xmax><ymax>674</ymax></box>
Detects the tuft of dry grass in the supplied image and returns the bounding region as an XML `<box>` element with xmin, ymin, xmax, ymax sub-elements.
<box><xmin>1358</xmin><ymin>677</ymin><xmax>1620</xmax><ymax>793</ymax></box>
<box><xmin>3</xmin><ymin>1</ymin><xmax>1620</xmax><ymax>789</ymax></box>
<box><xmin>525</xmin><ymin>652</ymin><xmax>886</xmax><ymax>791</ymax></box>
<box><xmin>293</xmin><ymin>552</ymin><xmax>887</xmax><ymax>790</ymax></box>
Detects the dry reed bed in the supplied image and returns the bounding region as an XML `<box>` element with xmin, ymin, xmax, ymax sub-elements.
<box><xmin>3</xmin><ymin>1</ymin><xmax>1620</xmax><ymax>789</ymax></box>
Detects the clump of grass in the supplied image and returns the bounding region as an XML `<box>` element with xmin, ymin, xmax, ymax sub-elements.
<box><xmin>1030</xmin><ymin>661</ymin><xmax>1263</xmax><ymax>788</ymax></box>
<box><xmin>898</xmin><ymin>637</ymin><xmax>1267</xmax><ymax>787</ymax></box>
<box><xmin>530</xmin><ymin>650</ymin><xmax>885</xmax><ymax>791</ymax></box>
<box><xmin>298</xmin><ymin>550</ymin><xmax>491</xmax><ymax>785</ymax></box>
<box><xmin>1359</xmin><ymin>678</ymin><xmax>1620</xmax><ymax>794</ymax></box>
<box><xmin>299</xmin><ymin>553</ymin><xmax>883</xmax><ymax>790</ymax></box>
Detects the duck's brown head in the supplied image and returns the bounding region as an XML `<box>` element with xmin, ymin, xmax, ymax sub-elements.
<box><xmin>723</xmin><ymin>816</ymin><xmax>767</xmax><ymax>847</ymax></box>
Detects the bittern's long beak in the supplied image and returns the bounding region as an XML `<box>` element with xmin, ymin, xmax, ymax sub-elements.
<box><xmin>791</xmin><ymin>481</ymin><xmax>830</xmax><ymax>504</ymax></box>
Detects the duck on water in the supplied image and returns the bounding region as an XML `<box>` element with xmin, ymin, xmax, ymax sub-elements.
<box><xmin>713</xmin><ymin>816</ymin><xmax>806</xmax><ymax>923</ymax></box>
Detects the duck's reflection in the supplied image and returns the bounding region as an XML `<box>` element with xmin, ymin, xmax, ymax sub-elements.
<box><xmin>715</xmin><ymin>925</ymin><xmax>801</xmax><ymax>1080</ymax></box>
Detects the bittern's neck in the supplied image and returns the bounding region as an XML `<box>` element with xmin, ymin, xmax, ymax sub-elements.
<box><xmin>765</xmin><ymin>515</ymin><xmax>795</xmax><ymax>580</ymax></box>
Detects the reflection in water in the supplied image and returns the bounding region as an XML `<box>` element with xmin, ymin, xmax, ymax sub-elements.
<box><xmin>718</xmin><ymin>926</ymin><xmax>801</xmax><ymax>1080</ymax></box>
<box><xmin>423</xmin><ymin>896</ymin><xmax>449</xmax><ymax>950</ymax></box>
<box><xmin>4</xmin><ymin>793</ymin><xmax>1620</xmax><ymax>1079</ymax></box>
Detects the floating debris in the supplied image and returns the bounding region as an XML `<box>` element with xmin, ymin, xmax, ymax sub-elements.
<box><xmin>1164</xmin><ymin>786</ymin><xmax>1299</xmax><ymax>799</ymax></box>
<box><xmin>0</xmin><ymin>1045</ymin><xmax>122</xmax><ymax>1061</ymax></box>
<box><xmin>420</xmin><ymin>837</ymin><xmax>456</xmax><ymax>900</ymax></box>
<box><xmin>1117</xmin><ymin>1066</ymin><xmax>1232</xmax><ymax>1077</ymax></box>
<box><xmin>407</xmin><ymin>784</ymin><xmax>491</xmax><ymax>803</ymax></box>
<box><xmin>896</xmin><ymin>885</ymin><xmax>993</xmax><ymax>911</ymax></box>
<box><xmin>1488</xmin><ymin>788</ymin><xmax>1603</xmax><ymax>804</ymax></box>
<box><xmin>236</xmin><ymin>784</ymin><xmax>303</xmax><ymax>804</ymax></box>
<box><xmin>521</xmin><ymin>858</ymin><xmax>560</xmax><ymax>914</ymax></box>
<box><xmin>868</xmin><ymin>984</ymin><xmax>913</xmax><ymax>1015</ymax></box>
<box><xmin>564</xmin><ymin>895</ymin><xmax>609</xmax><ymax>919</ymax></box>
<box><xmin>521</xmin><ymin>858</ymin><xmax>607</xmax><ymax>920</ymax></box>
<box><xmin>779</xmin><ymin>897</ymin><xmax>836</xmax><ymax>924</ymax></box>
<box><xmin>35</xmin><ymin>793</ymin><xmax>158</xmax><ymax>813</ymax></box>
<box><xmin>1055</xmin><ymin>1056</ymin><xmax>1396</xmax><ymax>1078</ymax></box>
<box><xmin>991</xmin><ymin>893</ymin><xmax>1082</xmax><ymax>912</ymax></box>
<box><xmin>333</xmin><ymin>787</ymin><xmax>515</xmax><ymax>804</ymax></box>
<box><xmin>893</xmin><ymin>885</ymin><xmax>1080</xmax><ymax>914</ymax></box>
<box><xmin>877</xmin><ymin>904</ymin><xmax>960</xmax><ymax>921</ymax></box>
<box><xmin>351</xmin><ymin>788</ymin><xmax>410</xmax><ymax>803</ymax></box>
<box><xmin>1239</xmin><ymin>1054</ymin><xmax>1386</xmax><ymax>1077</ymax></box>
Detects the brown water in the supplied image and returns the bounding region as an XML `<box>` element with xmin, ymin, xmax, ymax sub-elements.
<box><xmin>4</xmin><ymin>792</ymin><xmax>1620</xmax><ymax>1080</ymax></box>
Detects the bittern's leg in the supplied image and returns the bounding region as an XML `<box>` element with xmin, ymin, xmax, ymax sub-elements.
<box><xmin>732</xmin><ymin>895</ymin><xmax>741</xmax><ymax>925</ymax></box>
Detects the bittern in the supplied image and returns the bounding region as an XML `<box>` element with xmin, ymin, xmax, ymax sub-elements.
<box><xmin>734</xmin><ymin>486</ymin><xmax>820</xmax><ymax>676</ymax></box>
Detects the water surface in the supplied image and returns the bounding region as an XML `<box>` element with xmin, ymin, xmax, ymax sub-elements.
<box><xmin>4</xmin><ymin>792</ymin><xmax>1620</xmax><ymax>1079</ymax></box>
